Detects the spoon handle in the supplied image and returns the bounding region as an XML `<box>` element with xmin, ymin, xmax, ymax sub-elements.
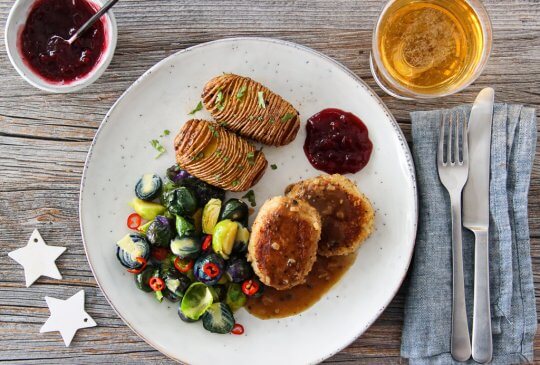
<box><xmin>69</xmin><ymin>0</ymin><xmax>119</xmax><ymax>43</ymax></box>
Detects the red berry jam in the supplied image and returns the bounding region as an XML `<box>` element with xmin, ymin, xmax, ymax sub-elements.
<box><xmin>20</xmin><ymin>0</ymin><xmax>106</xmax><ymax>83</ymax></box>
<box><xmin>304</xmin><ymin>108</ymin><xmax>373</xmax><ymax>174</ymax></box>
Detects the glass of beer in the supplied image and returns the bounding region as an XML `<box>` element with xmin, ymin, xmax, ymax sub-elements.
<box><xmin>370</xmin><ymin>0</ymin><xmax>492</xmax><ymax>99</ymax></box>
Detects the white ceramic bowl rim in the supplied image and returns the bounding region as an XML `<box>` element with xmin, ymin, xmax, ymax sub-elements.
<box><xmin>4</xmin><ymin>0</ymin><xmax>118</xmax><ymax>93</ymax></box>
<box><xmin>79</xmin><ymin>37</ymin><xmax>418</xmax><ymax>364</ymax></box>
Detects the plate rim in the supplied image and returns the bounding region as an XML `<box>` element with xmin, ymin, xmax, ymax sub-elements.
<box><xmin>79</xmin><ymin>36</ymin><xmax>418</xmax><ymax>364</ymax></box>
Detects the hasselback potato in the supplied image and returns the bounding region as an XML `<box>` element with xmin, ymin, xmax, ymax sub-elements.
<box><xmin>202</xmin><ymin>73</ymin><xmax>300</xmax><ymax>146</ymax></box>
<box><xmin>174</xmin><ymin>119</ymin><xmax>267</xmax><ymax>191</ymax></box>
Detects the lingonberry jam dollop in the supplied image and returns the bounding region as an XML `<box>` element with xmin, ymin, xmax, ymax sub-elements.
<box><xmin>20</xmin><ymin>0</ymin><xmax>106</xmax><ymax>83</ymax></box>
<box><xmin>304</xmin><ymin>108</ymin><xmax>373</xmax><ymax>174</ymax></box>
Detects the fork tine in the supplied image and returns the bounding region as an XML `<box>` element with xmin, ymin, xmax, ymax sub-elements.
<box><xmin>438</xmin><ymin>113</ymin><xmax>446</xmax><ymax>165</ymax></box>
<box><xmin>462</xmin><ymin>110</ymin><xmax>469</xmax><ymax>165</ymax></box>
<box><xmin>447</xmin><ymin>111</ymin><xmax>453</xmax><ymax>164</ymax></box>
<box><xmin>454</xmin><ymin>110</ymin><xmax>461</xmax><ymax>164</ymax></box>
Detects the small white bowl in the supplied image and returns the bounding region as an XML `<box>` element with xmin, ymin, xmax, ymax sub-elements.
<box><xmin>5</xmin><ymin>0</ymin><xmax>117</xmax><ymax>93</ymax></box>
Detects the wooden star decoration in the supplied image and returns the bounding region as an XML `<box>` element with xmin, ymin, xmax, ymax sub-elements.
<box><xmin>8</xmin><ymin>229</ymin><xmax>66</xmax><ymax>287</ymax></box>
<box><xmin>40</xmin><ymin>290</ymin><xmax>97</xmax><ymax>346</ymax></box>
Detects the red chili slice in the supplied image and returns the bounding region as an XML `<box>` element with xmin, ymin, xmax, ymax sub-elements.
<box><xmin>202</xmin><ymin>235</ymin><xmax>212</xmax><ymax>251</ymax></box>
<box><xmin>152</xmin><ymin>247</ymin><xmax>169</xmax><ymax>261</ymax></box>
<box><xmin>127</xmin><ymin>213</ymin><xmax>142</xmax><ymax>230</ymax></box>
<box><xmin>127</xmin><ymin>257</ymin><xmax>147</xmax><ymax>274</ymax></box>
<box><xmin>149</xmin><ymin>277</ymin><xmax>165</xmax><ymax>291</ymax></box>
<box><xmin>203</xmin><ymin>262</ymin><xmax>220</xmax><ymax>278</ymax></box>
<box><xmin>174</xmin><ymin>257</ymin><xmax>194</xmax><ymax>273</ymax></box>
<box><xmin>242</xmin><ymin>279</ymin><xmax>260</xmax><ymax>296</ymax></box>
<box><xmin>231</xmin><ymin>323</ymin><xmax>244</xmax><ymax>335</ymax></box>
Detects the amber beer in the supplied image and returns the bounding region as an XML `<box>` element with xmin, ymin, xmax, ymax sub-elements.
<box><xmin>371</xmin><ymin>0</ymin><xmax>492</xmax><ymax>99</ymax></box>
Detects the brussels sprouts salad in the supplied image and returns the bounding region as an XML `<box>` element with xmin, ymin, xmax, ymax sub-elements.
<box><xmin>115</xmin><ymin>164</ymin><xmax>263</xmax><ymax>335</ymax></box>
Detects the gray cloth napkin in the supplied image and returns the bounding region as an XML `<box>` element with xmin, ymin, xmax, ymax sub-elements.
<box><xmin>401</xmin><ymin>104</ymin><xmax>537</xmax><ymax>364</ymax></box>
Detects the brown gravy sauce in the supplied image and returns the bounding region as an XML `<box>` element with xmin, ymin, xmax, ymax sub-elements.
<box><xmin>246</xmin><ymin>253</ymin><xmax>357</xmax><ymax>319</ymax></box>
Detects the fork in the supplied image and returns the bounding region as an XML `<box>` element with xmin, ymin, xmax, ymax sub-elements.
<box><xmin>437</xmin><ymin>110</ymin><xmax>472</xmax><ymax>362</ymax></box>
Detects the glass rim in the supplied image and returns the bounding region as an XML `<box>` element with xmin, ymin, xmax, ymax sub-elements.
<box><xmin>370</xmin><ymin>0</ymin><xmax>493</xmax><ymax>100</ymax></box>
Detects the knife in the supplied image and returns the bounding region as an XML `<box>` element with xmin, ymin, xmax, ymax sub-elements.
<box><xmin>462</xmin><ymin>87</ymin><xmax>494</xmax><ymax>364</ymax></box>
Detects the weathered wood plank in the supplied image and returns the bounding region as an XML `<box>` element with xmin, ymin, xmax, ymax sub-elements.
<box><xmin>0</xmin><ymin>0</ymin><xmax>539</xmax><ymax>363</ymax></box>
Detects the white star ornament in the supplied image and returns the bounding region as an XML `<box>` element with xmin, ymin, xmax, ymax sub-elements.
<box><xmin>40</xmin><ymin>290</ymin><xmax>97</xmax><ymax>346</ymax></box>
<box><xmin>8</xmin><ymin>229</ymin><xmax>66</xmax><ymax>287</ymax></box>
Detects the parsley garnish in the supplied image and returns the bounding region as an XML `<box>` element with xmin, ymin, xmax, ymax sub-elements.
<box><xmin>163</xmin><ymin>129</ymin><xmax>170</xmax><ymax>135</ymax></box>
<box><xmin>232</xmin><ymin>180</ymin><xmax>240</xmax><ymax>187</ymax></box>
<box><xmin>208</xmin><ymin>124</ymin><xmax>219</xmax><ymax>138</ymax></box>
<box><xmin>271</xmin><ymin>164</ymin><xmax>277</xmax><ymax>170</ymax></box>
<box><xmin>257</xmin><ymin>91</ymin><xmax>266</xmax><ymax>109</ymax></box>
<box><xmin>189</xmin><ymin>101</ymin><xmax>203</xmax><ymax>115</ymax></box>
<box><xmin>191</xmin><ymin>151</ymin><xmax>204</xmax><ymax>161</ymax></box>
<box><xmin>223</xmin><ymin>156</ymin><xmax>230</xmax><ymax>162</ymax></box>
<box><xmin>215</xmin><ymin>89</ymin><xmax>225</xmax><ymax>111</ymax></box>
<box><xmin>268</xmin><ymin>118</ymin><xmax>275</xmax><ymax>124</ymax></box>
<box><xmin>215</xmin><ymin>149</ymin><xmax>223</xmax><ymax>157</ymax></box>
<box><xmin>281</xmin><ymin>112</ymin><xmax>295</xmax><ymax>122</ymax></box>
<box><xmin>150</xmin><ymin>139</ymin><xmax>166</xmax><ymax>159</ymax></box>
<box><xmin>248</xmin><ymin>115</ymin><xmax>255</xmax><ymax>121</ymax></box>
<box><xmin>246</xmin><ymin>151</ymin><xmax>255</xmax><ymax>165</ymax></box>
<box><xmin>236</xmin><ymin>85</ymin><xmax>247</xmax><ymax>101</ymax></box>
<box><xmin>242</xmin><ymin>190</ymin><xmax>256</xmax><ymax>207</ymax></box>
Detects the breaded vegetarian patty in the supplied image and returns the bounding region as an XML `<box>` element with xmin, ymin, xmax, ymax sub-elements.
<box><xmin>248</xmin><ymin>196</ymin><xmax>321</xmax><ymax>290</ymax></box>
<box><xmin>286</xmin><ymin>174</ymin><xmax>374</xmax><ymax>257</ymax></box>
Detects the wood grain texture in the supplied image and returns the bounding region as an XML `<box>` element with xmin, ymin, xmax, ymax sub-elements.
<box><xmin>0</xmin><ymin>0</ymin><xmax>538</xmax><ymax>363</ymax></box>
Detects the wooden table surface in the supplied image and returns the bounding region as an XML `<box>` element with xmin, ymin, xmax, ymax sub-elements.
<box><xmin>0</xmin><ymin>0</ymin><xmax>538</xmax><ymax>363</ymax></box>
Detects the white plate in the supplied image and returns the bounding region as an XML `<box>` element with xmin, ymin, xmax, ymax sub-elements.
<box><xmin>80</xmin><ymin>38</ymin><xmax>417</xmax><ymax>365</ymax></box>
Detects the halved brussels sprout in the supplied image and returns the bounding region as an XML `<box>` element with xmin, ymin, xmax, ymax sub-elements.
<box><xmin>219</xmin><ymin>199</ymin><xmax>249</xmax><ymax>225</ymax></box>
<box><xmin>202</xmin><ymin>302</ymin><xmax>235</xmax><ymax>334</ymax></box>
<box><xmin>116</xmin><ymin>233</ymin><xmax>150</xmax><ymax>269</ymax></box>
<box><xmin>211</xmin><ymin>284</ymin><xmax>227</xmax><ymax>302</ymax></box>
<box><xmin>163</xmin><ymin>270</ymin><xmax>192</xmax><ymax>300</ymax></box>
<box><xmin>194</xmin><ymin>253</ymin><xmax>225</xmax><ymax>285</ymax></box>
<box><xmin>212</xmin><ymin>219</ymin><xmax>238</xmax><ymax>259</ymax></box>
<box><xmin>135</xmin><ymin>174</ymin><xmax>162</xmax><ymax>201</ymax></box>
<box><xmin>225</xmin><ymin>256</ymin><xmax>252</xmax><ymax>283</ymax></box>
<box><xmin>225</xmin><ymin>283</ymin><xmax>247</xmax><ymax>312</ymax></box>
<box><xmin>178</xmin><ymin>306</ymin><xmax>197</xmax><ymax>322</ymax></box>
<box><xmin>233</xmin><ymin>223</ymin><xmax>250</xmax><ymax>253</ymax></box>
<box><xmin>180</xmin><ymin>282</ymin><xmax>214</xmax><ymax>321</ymax></box>
<box><xmin>163</xmin><ymin>187</ymin><xmax>198</xmax><ymax>216</ymax></box>
<box><xmin>202</xmin><ymin>198</ymin><xmax>222</xmax><ymax>234</ymax></box>
<box><xmin>135</xmin><ymin>265</ymin><xmax>159</xmax><ymax>292</ymax></box>
<box><xmin>170</xmin><ymin>236</ymin><xmax>201</xmax><ymax>259</ymax></box>
<box><xmin>175</xmin><ymin>215</ymin><xmax>195</xmax><ymax>238</ymax></box>
<box><xmin>129</xmin><ymin>198</ymin><xmax>166</xmax><ymax>221</ymax></box>
<box><xmin>146</xmin><ymin>216</ymin><xmax>174</xmax><ymax>247</ymax></box>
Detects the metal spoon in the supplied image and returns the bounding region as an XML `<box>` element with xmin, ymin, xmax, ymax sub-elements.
<box><xmin>54</xmin><ymin>0</ymin><xmax>119</xmax><ymax>46</ymax></box>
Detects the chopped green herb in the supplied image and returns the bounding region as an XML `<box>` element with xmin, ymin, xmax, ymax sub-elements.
<box><xmin>208</xmin><ymin>124</ymin><xmax>219</xmax><ymax>138</ymax></box>
<box><xmin>231</xmin><ymin>180</ymin><xmax>240</xmax><ymax>187</ymax></box>
<box><xmin>281</xmin><ymin>112</ymin><xmax>295</xmax><ymax>122</ymax></box>
<box><xmin>246</xmin><ymin>151</ymin><xmax>255</xmax><ymax>165</ymax></box>
<box><xmin>150</xmin><ymin>139</ymin><xmax>166</xmax><ymax>159</ymax></box>
<box><xmin>236</xmin><ymin>85</ymin><xmax>247</xmax><ymax>101</ymax></box>
<box><xmin>242</xmin><ymin>190</ymin><xmax>257</xmax><ymax>207</ymax></box>
<box><xmin>236</xmin><ymin>164</ymin><xmax>245</xmax><ymax>170</ymax></box>
<box><xmin>214</xmin><ymin>174</ymin><xmax>221</xmax><ymax>181</ymax></box>
<box><xmin>257</xmin><ymin>116</ymin><xmax>264</xmax><ymax>121</ymax></box>
<box><xmin>189</xmin><ymin>101</ymin><xmax>203</xmax><ymax>115</ymax></box>
<box><xmin>215</xmin><ymin>149</ymin><xmax>223</xmax><ymax>157</ymax></box>
<box><xmin>271</xmin><ymin>164</ymin><xmax>277</xmax><ymax>170</ymax></box>
<box><xmin>257</xmin><ymin>91</ymin><xmax>266</xmax><ymax>109</ymax></box>
<box><xmin>163</xmin><ymin>129</ymin><xmax>170</xmax><ymax>136</ymax></box>
<box><xmin>215</xmin><ymin>89</ymin><xmax>225</xmax><ymax>111</ymax></box>
<box><xmin>223</xmin><ymin>156</ymin><xmax>230</xmax><ymax>162</ymax></box>
<box><xmin>268</xmin><ymin>118</ymin><xmax>275</xmax><ymax>124</ymax></box>
<box><xmin>218</xmin><ymin>121</ymin><xmax>228</xmax><ymax>127</ymax></box>
<box><xmin>248</xmin><ymin>115</ymin><xmax>255</xmax><ymax>121</ymax></box>
<box><xmin>191</xmin><ymin>151</ymin><xmax>204</xmax><ymax>161</ymax></box>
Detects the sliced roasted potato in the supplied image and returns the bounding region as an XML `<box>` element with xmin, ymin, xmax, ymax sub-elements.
<box><xmin>202</xmin><ymin>73</ymin><xmax>300</xmax><ymax>146</ymax></box>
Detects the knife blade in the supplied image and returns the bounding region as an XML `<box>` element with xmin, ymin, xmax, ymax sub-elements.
<box><xmin>463</xmin><ymin>87</ymin><xmax>494</xmax><ymax>364</ymax></box>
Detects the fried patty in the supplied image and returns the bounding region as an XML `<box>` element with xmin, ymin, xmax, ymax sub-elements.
<box><xmin>286</xmin><ymin>174</ymin><xmax>374</xmax><ymax>257</ymax></box>
<box><xmin>248</xmin><ymin>196</ymin><xmax>321</xmax><ymax>290</ymax></box>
